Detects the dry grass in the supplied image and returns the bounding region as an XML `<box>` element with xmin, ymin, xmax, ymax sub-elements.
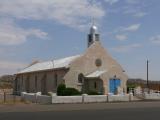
<box><xmin>0</xmin><ymin>99</ymin><xmax>32</xmax><ymax>105</ymax></box>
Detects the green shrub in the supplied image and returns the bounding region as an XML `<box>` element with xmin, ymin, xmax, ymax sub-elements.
<box><xmin>57</xmin><ymin>84</ymin><xmax>66</xmax><ymax>96</ymax></box>
<box><xmin>64</xmin><ymin>88</ymin><xmax>81</xmax><ymax>96</ymax></box>
<box><xmin>127</xmin><ymin>84</ymin><xmax>138</xmax><ymax>93</ymax></box>
<box><xmin>57</xmin><ymin>84</ymin><xmax>81</xmax><ymax>96</ymax></box>
<box><xmin>87</xmin><ymin>90</ymin><xmax>99</xmax><ymax>95</ymax></box>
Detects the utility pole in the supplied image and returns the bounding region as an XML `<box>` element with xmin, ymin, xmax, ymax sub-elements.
<box><xmin>147</xmin><ymin>60</ymin><xmax>149</xmax><ymax>93</ymax></box>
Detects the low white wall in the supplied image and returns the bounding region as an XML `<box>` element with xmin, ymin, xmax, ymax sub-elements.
<box><xmin>21</xmin><ymin>92</ymin><xmax>133</xmax><ymax>104</ymax></box>
<box><xmin>144</xmin><ymin>93</ymin><xmax>160</xmax><ymax>100</ymax></box>
<box><xmin>52</xmin><ymin>94</ymin><xmax>131</xmax><ymax>103</ymax></box>
<box><xmin>83</xmin><ymin>95</ymin><xmax>107</xmax><ymax>103</ymax></box>
<box><xmin>21</xmin><ymin>92</ymin><xmax>52</xmax><ymax>104</ymax></box>
<box><xmin>52</xmin><ymin>96</ymin><xmax>82</xmax><ymax>104</ymax></box>
<box><xmin>37</xmin><ymin>95</ymin><xmax>52</xmax><ymax>104</ymax></box>
<box><xmin>108</xmin><ymin>95</ymin><xmax>130</xmax><ymax>102</ymax></box>
<box><xmin>23</xmin><ymin>93</ymin><xmax>36</xmax><ymax>103</ymax></box>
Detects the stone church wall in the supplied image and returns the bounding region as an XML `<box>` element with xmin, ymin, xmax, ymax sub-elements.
<box><xmin>15</xmin><ymin>69</ymin><xmax>67</xmax><ymax>94</ymax></box>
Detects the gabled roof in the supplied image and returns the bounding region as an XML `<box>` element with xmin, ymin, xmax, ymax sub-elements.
<box><xmin>17</xmin><ymin>55</ymin><xmax>80</xmax><ymax>74</ymax></box>
<box><xmin>85</xmin><ymin>70</ymin><xmax>106</xmax><ymax>78</ymax></box>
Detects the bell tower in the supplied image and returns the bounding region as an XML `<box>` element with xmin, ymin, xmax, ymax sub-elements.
<box><xmin>87</xmin><ymin>23</ymin><xmax>100</xmax><ymax>47</ymax></box>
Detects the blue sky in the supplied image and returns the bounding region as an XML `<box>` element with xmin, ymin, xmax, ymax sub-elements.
<box><xmin>0</xmin><ymin>0</ymin><xmax>160</xmax><ymax>80</ymax></box>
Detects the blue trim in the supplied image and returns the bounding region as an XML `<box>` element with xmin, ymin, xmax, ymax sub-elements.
<box><xmin>109</xmin><ymin>79</ymin><xmax>121</xmax><ymax>94</ymax></box>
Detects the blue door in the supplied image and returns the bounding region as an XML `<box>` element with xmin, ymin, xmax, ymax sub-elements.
<box><xmin>109</xmin><ymin>79</ymin><xmax>121</xmax><ymax>94</ymax></box>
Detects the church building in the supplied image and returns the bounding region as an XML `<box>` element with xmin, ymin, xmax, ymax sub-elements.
<box><xmin>14</xmin><ymin>24</ymin><xmax>128</xmax><ymax>95</ymax></box>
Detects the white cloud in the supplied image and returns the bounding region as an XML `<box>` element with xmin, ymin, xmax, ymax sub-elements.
<box><xmin>123</xmin><ymin>0</ymin><xmax>148</xmax><ymax>19</ymax></box>
<box><xmin>104</xmin><ymin>0</ymin><xmax>119</xmax><ymax>5</ymax></box>
<box><xmin>115</xmin><ymin>34</ymin><xmax>127</xmax><ymax>41</ymax></box>
<box><xmin>121</xmin><ymin>24</ymin><xmax>141</xmax><ymax>32</ymax></box>
<box><xmin>123</xmin><ymin>6</ymin><xmax>147</xmax><ymax>18</ymax></box>
<box><xmin>150</xmin><ymin>35</ymin><xmax>160</xmax><ymax>44</ymax></box>
<box><xmin>133</xmin><ymin>12</ymin><xmax>147</xmax><ymax>18</ymax></box>
<box><xmin>112</xmin><ymin>44</ymin><xmax>141</xmax><ymax>52</ymax></box>
<box><xmin>0</xmin><ymin>19</ymin><xmax>48</xmax><ymax>45</ymax></box>
<box><xmin>110</xmin><ymin>24</ymin><xmax>141</xmax><ymax>41</ymax></box>
<box><xmin>114</xmin><ymin>24</ymin><xmax>141</xmax><ymax>35</ymax></box>
<box><xmin>0</xmin><ymin>0</ymin><xmax>105</xmax><ymax>30</ymax></box>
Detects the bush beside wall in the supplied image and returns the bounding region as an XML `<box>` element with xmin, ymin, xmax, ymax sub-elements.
<box><xmin>57</xmin><ymin>84</ymin><xmax>81</xmax><ymax>96</ymax></box>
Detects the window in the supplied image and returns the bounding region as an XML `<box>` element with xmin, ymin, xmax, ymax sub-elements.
<box><xmin>26</xmin><ymin>75</ymin><xmax>30</xmax><ymax>93</ymax></box>
<box><xmin>88</xmin><ymin>35</ymin><xmax>92</xmax><ymax>42</ymax></box>
<box><xmin>55</xmin><ymin>74</ymin><xmax>58</xmax><ymax>87</ymax></box>
<box><xmin>41</xmin><ymin>74</ymin><xmax>47</xmax><ymax>94</ymax></box>
<box><xmin>78</xmin><ymin>73</ymin><xmax>84</xmax><ymax>83</ymax></box>
<box><xmin>35</xmin><ymin>75</ymin><xmax>38</xmax><ymax>92</ymax></box>
<box><xmin>95</xmin><ymin>34</ymin><xmax>100</xmax><ymax>41</ymax></box>
<box><xmin>94</xmin><ymin>82</ymin><xmax>97</xmax><ymax>89</ymax></box>
<box><xmin>95</xmin><ymin>59</ymin><xmax>102</xmax><ymax>67</ymax></box>
<box><xmin>21</xmin><ymin>75</ymin><xmax>24</xmax><ymax>90</ymax></box>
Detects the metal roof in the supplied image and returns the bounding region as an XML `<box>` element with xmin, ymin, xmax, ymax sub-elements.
<box><xmin>85</xmin><ymin>70</ymin><xmax>106</xmax><ymax>78</ymax></box>
<box><xmin>17</xmin><ymin>55</ymin><xmax>80</xmax><ymax>74</ymax></box>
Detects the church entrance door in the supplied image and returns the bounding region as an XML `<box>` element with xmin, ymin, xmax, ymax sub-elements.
<box><xmin>109</xmin><ymin>79</ymin><xmax>121</xmax><ymax>94</ymax></box>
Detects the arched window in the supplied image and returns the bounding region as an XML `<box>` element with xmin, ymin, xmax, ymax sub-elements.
<box><xmin>78</xmin><ymin>73</ymin><xmax>84</xmax><ymax>83</ymax></box>
<box><xmin>21</xmin><ymin>75</ymin><xmax>24</xmax><ymax>90</ymax></box>
<box><xmin>94</xmin><ymin>82</ymin><xmax>97</xmax><ymax>89</ymax></box>
<box><xmin>95</xmin><ymin>58</ymin><xmax>102</xmax><ymax>67</ymax></box>
<box><xmin>35</xmin><ymin>75</ymin><xmax>38</xmax><ymax>92</ymax></box>
<box><xmin>55</xmin><ymin>74</ymin><xmax>58</xmax><ymax>87</ymax></box>
<box><xmin>41</xmin><ymin>74</ymin><xmax>47</xmax><ymax>94</ymax></box>
<box><xmin>26</xmin><ymin>75</ymin><xmax>30</xmax><ymax>93</ymax></box>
